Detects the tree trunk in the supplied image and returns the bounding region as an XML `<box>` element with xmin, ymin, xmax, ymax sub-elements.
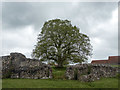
<box><xmin>56</xmin><ymin>61</ymin><xmax>63</xmax><ymax>68</ymax></box>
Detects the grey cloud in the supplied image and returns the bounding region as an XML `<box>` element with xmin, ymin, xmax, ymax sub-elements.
<box><xmin>2</xmin><ymin>2</ymin><xmax>72</xmax><ymax>30</ymax></box>
<box><xmin>2</xmin><ymin>2</ymin><xmax>117</xmax><ymax>30</ymax></box>
<box><xmin>2</xmin><ymin>2</ymin><xmax>47</xmax><ymax>30</ymax></box>
<box><xmin>69</xmin><ymin>2</ymin><xmax>117</xmax><ymax>33</ymax></box>
<box><xmin>2</xmin><ymin>2</ymin><xmax>118</xmax><ymax>60</ymax></box>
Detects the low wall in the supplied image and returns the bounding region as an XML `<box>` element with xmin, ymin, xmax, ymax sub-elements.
<box><xmin>65</xmin><ymin>64</ymin><xmax>119</xmax><ymax>82</ymax></box>
<box><xmin>1</xmin><ymin>53</ymin><xmax>52</xmax><ymax>79</ymax></box>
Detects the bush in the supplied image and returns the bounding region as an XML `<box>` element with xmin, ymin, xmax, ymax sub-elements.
<box><xmin>115</xmin><ymin>73</ymin><xmax>120</xmax><ymax>78</ymax></box>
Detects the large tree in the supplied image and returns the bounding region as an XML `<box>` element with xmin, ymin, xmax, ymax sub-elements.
<box><xmin>32</xmin><ymin>19</ymin><xmax>92</xmax><ymax>67</ymax></box>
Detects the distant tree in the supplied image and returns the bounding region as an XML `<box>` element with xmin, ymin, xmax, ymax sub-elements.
<box><xmin>32</xmin><ymin>19</ymin><xmax>92</xmax><ymax>67</ymax></box>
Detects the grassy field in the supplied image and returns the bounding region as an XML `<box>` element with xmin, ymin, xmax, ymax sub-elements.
<box><xmin>52</xmin><ymin>67</ymin><xmax>66</xmax><ymax>79</ymax></box>
<box><xmin>2</xmin><ymin>67</ymin><xmax>119</xmax><ymax>88</ymax></box>
<box><xmin>0</xmin><ymin>80</ymin><xmax>2</xmax><ymax>89</ymax></box>
<box><xmin>111</xmin><ymin>65</ymin><xmax>120</xmax><ymax>67</ymax></box>
<box><xmin>2</xmin><ymin>78</ymin><xmax>118</xmax><ymax>88</ymax></box>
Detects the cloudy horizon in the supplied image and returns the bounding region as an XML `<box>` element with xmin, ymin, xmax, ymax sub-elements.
<box><xmin>1</xmin><ymin>2</ymin><xmax>118</xmax><ymax>63</ymax></box>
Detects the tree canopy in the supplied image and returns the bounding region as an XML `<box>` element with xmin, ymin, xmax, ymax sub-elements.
<box><xmin>32</xmin><ymin>19</ymin><xmax>92</xmax><ymax>67</ymax></box>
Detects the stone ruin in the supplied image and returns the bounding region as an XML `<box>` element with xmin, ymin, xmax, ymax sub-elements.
<box><xmin>0</xmin><ymin>58</ymin><xmax>1</xmax><ymax>79</ymax></box>
<box><xmin>65</xmin><ymin>64</ymin><xmax>119</xmax><ymax>82</ymax></box>
<box><xmin>1</xmin><ymin>52</ymin><xmax>52</xmax><ymax>79</ymax></box>
<box><xmin>1</xmin><ymin>53</ymin><xmax>119</xmax><ymax>82</ymax></box>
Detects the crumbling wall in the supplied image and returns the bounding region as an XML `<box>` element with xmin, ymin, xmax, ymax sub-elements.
<box><xmin>2</xmin><ymin>53</ymin><xmax>52</xmax><ymax>79</ymax></box>
<box><xmin>0</xmin><ymin>57</ymin><xmax>1</xmax><ymax>79</ymax></box>
<box><xmin>65</xmin><ymin>64</ymin><xmax>118</xmax><ymax>82</ymax></box>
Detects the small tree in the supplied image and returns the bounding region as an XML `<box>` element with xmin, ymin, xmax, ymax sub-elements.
<box><xmin>32</xmin><ymin>19</ymin><xmax>92</xmax><ymax>67</ymax></box>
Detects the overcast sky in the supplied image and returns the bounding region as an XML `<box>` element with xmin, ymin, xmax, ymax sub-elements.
<box><xmin>1</xmin><ymin>2</ymin><xmax>118</xmax><ymax>63</ymax></box>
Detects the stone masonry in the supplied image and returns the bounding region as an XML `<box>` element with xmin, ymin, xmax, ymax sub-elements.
<box><xmin>1</xmin><ymin>52</ymin><xmax>52</xmax><ymax>79</ymax></box>
<box><xmin>65</xmin><ymin>64</ymin><xmax>119</xmax><ymax>82</ymax></box>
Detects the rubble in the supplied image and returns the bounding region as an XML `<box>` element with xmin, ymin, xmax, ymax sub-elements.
<box><xmin>65</xmin><ymin>64</ymin><xmax>118</xmax><ymax>82</ymax></box>
<box><xmin>2</xmin><ymin>52</ymin><xmax>52</xmax><ymax>79</ymax></box>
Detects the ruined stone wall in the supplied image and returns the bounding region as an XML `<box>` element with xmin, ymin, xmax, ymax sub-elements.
<box><xmin>0</xmin><ymin>57</ymin><xmax>1</xmax><ymax>79</ymax></box>
<box><xmin>65</xmin><ymin>64</ymin><xmax>119</xmax><ymax>82</ymax></box>
<box><xmin>2</xmin><ymin>53</ymin><xmax>52</xmax><ymax>79</ymax></box>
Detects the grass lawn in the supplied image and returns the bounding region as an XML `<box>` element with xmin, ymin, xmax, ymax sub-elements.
<box><xmin>52</xmin><ymin>67</ymin><xmax>66</xmax><ymax>79</ymax></box>
<box><xmin>0</xmin><ymin>80</ymin><xmax>2</xmax><ymax>89</ymax></box>
<box><xmin>111</xmin><ymin>65</ymin><xmax>120</xmax><ymax>67</ymax></box>
<box><xmin>2</xmin><ymin>67</ymin><xmax>119</xmax><ymax>88</ymax></box>
<box><xmin>2</xmin><ymin>78</ymin><xmax>118</xmax><ymax>88</ymax></box>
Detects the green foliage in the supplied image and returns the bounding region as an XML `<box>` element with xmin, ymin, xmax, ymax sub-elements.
<box><xmin>32</xmin><ymin>19</ymin><xmax>92</xmax><ymax>67</ymax></box>
<box><xmin>87</xmin><ymin>66</ymin><xmax>91</xmax><ymax>74</ymax></box>
<box><xmin>74</xmin><ymin>68</ymin><xmax>78</xmax><ymax>80</ymax></box>
<box><xmin>3</xmin><ymin>70</ymin><xmax>11</xmax><ymax>78</ymax></box>
<box><xmin>115</xmin><ymin>73</ymin><xmax>120</xmax><ymax>78</ymax></box>
<box><xmin>3</xmin><ymin>66</ymin><xmax>14</xmax><ymax>78</ymax></box>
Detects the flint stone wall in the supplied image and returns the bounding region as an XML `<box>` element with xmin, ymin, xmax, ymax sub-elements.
<box><xmin>1</xmin><ymin>53</ymin><xmax>52</xmax><ymax>79</ymax></box>
<box><xmin>0</xmin><ymin>57</ymin><xmax>2</xmax><ymax>79</ymax></box>
<box><xmin>65</xmin><ymin>64</ymin><xmax>119</xmax><ymax>82</ymax></box>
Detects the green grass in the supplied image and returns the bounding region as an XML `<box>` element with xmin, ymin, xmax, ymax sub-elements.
<box><xmin>0</xmin><ymin>79</ymin><xmax>2</xmax><ymax>89</ymax></box>
<box><xmin>2</xmin><ymin>67</ymin><xmax>119</xmax><ymax>88</ymax></box>
<box><xmin>52</xmin><ymin>67</ymin><xmax>66</xmax><ymax>79</ymax></box>
<box><xmin>2</xmin><ymin>78</ymin><xmax>118</xmax><ymax>88</ymax></box>
<box><xmin>111</xmin><ymin>65</ymin><xmax>120</xmax><ymax>67</ymax></box>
